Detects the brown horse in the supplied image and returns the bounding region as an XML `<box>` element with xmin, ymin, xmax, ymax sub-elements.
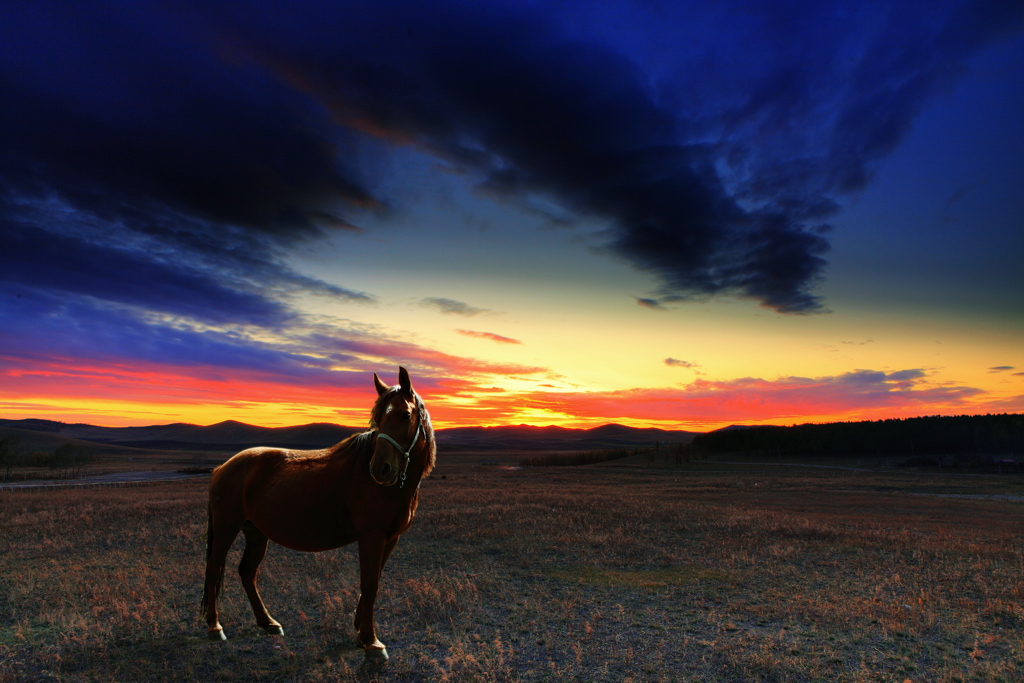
<box><xmin>201</xmin><ymin>367</ymin><xmax>435</xmax><ymax>660</ymax></box>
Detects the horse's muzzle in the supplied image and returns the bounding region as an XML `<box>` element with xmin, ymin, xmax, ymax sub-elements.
<box><xmin>372</xmin><ymin>472</ymin><xmax>400</xmax><ymax>487</ymax></box>
<box><xmin>370</xmin><ymin>459</ymin><xmax>400</xmax><ymax>486</ymax></box>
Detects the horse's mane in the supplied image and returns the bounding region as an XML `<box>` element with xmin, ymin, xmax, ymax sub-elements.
<box><xmin>413</xmin><ymin>391</ymin><xmax>437</xmax><ymax>477</ymax></box>
<box><xmin>333</xmin><ymin>429</ymin><xmax>377</xmax><ymax>463</ymax></box>
<box><xmin>334</xmin><ymin>388</ymin><xmax>436</xmax><ymax>477</ymax></box>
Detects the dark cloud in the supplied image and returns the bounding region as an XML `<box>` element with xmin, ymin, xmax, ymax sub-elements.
<box><xmin>989</xmin><ymin>366</ymin><xmax>1016</xmax><ymax>372</ymax></box>
<box><xmin>0</xmin><ymin>3</ymin><xmax>377</xmax><ymax>347</ymax></box>
<box><xmin>195</xmin><ymin>0</ymin><xmax>1021</xmax><ymax>312</ymax></box>
<box><xmin>2</xmin><ymin>0</ymin><xmax>1021</xmax><ymax>325</ymax></box>
<box><xmin>664</xmin><ymin>358</ymin><xmax>698</xmax><ymax>369</ymax></box>
<box><xmin>0</xmin><ymin>3</ymin><xmax>376</xmax><ymax>239</ymax></box>
<box><xmin>420</xmin><ymin>297</ymin><xmax>489</xmax><ymax>317</ymax></box>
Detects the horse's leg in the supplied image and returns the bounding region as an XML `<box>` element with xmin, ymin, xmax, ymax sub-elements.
<box><xmin>354</xmin><ymin>535</ymin><xmax>397</xmax><ymax>638</ymax></box>
<box><xmin>353</xmin><ymin>531</ymin><xmax>390</xmax><ymax>660</ymax></box>
<box><xmin>203</xmin><ymin>509</ymin><xmax>242</xmax><ymax>641</ymax></box>
<box><xmin>239</xmin><ymin>521</ymin><xmax>283</xmax><ymax>636</ymax></box>
<box><xmin>379</xmin><ymin>537</ymin><xmax>399</xmax><ymax>580</ymax></box>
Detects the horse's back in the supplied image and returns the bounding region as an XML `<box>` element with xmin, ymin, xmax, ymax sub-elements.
<box><xmin>208</xmin><ymin>445</ymin><xmax>359</xmax><ymax>551</ymax></box>
<box><xmin>213</xmin><ymin>445</ymin><xmax>327</xmax><ymax>481</ymax></box>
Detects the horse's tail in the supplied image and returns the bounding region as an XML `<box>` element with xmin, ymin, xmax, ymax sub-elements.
<box><xmin>200</xmin><ymin>500</ymin><xmax>221</xmax><ymax>616</ymax></box>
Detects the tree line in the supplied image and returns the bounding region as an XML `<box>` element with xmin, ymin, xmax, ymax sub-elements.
<box><xmin>691</xmin><ymin>414</ymin><xmax>1024</xmax><ymax>459</ymax></box>
<box><xmin>0</xmin><ymin>437</ymin><xmax>94</xmax><ymax>480</ymax></box>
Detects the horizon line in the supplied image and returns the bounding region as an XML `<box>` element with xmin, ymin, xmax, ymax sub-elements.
<box><xmin>3</xmin><ymin>412</ymin><xmax>1021</xmax><ymax>434</ymax></box>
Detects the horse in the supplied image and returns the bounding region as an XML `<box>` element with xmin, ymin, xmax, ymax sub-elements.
<box><xmin>201</xmin><ymin>367</ymin><xmax>436</xmax><ymax>661</ymax></box>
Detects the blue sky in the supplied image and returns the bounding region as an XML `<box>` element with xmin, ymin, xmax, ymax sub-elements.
<box><xmin>1</xmin><ymin>1</ymin><xmax>1021</xmax><ymax>428</ymax></box>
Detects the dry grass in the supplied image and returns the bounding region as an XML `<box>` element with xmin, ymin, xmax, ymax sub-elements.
<box><xmin>519</xmin><ymin>448</ymin><xmax>635</xmax><ymax>468</ymax></box>
<box><xmin>1</xmin><ymin>462</ymin><xmax>1022</xmax><ymax>681</ymax></box>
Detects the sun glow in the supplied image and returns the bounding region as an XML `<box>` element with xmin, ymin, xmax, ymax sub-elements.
<box><xmin>3</xmin><ymin>289</ymin><xmax>1022</xmax><ymax>431</ymax></box>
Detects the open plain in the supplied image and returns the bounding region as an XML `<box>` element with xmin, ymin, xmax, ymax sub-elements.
<box><xmin>2</xmin><ymin>454</ymin><xmax>1022</xmax><ymax>682</ymax></box>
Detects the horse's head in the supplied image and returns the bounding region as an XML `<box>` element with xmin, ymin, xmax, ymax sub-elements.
<box><xmin>369</xmin><ymin>367</ymin><xmax>425</xmax><ymax>487</ymax></box>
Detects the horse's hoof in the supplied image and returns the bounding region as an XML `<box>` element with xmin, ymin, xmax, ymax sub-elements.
<box><xmin>359</xmin><ymin>635</ymin><xmax>389</xmax><ymax>661</ymax></box>
<box><xmin>208</xmin><ymin>628</ymin><xmax>227</xmax><ymax>641</ymax></box>
<box><xmin>365</xmin><ymin>644</ymin><xmax>389</xmax><ymax>662</ymax></box>
<box><xmin>261</xmin><ymin>624</ymin><xmax>284</xmax><ymax>636</ymax></box>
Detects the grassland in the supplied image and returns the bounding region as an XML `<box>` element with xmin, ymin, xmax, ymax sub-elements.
<box><xmin>1</xmin><ymin>455</ymin><xmax>1022</xmax><ymax>682</ymax></box>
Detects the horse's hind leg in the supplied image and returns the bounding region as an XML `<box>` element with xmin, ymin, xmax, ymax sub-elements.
<box><xmin>203</xmin><ymin>508</ymin><xmax>241</xmax><ymax>641</ymax></box>
<box><xmin>239</xmin><ymin>521</ymin><xmax>283</xmax><ymax>635</ymax></box>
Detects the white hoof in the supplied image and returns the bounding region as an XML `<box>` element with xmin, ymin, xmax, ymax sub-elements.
<box><xmin>364</xmin><ymin>640</ymin><xmax>388</xmax><ymax>662</ymax></box>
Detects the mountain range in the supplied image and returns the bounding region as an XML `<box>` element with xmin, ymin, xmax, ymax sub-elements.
<box><xmin>0</xmin><ymin>419</ymin><xmax>695</xmax><ymax>453</ymax></box>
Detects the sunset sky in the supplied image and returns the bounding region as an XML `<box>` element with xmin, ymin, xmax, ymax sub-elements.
<box><xmin>2</xmin><ymin>1</ymin><xmax>1022</xmax><ymax>431</ymax></box>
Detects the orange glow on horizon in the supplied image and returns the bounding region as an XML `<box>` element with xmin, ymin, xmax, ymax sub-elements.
<box><xmin>3</xmin><ymin>360</ymin><xmax>1022</xmax><ymax>432</ymax></box>
<box><xmin>3</xmin><ymin>339</ymin><xmax>1022</xmax><ymax>431</ymax></box>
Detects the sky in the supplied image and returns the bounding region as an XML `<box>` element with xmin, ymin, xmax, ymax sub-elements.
<box><xmin>1</xmin><ymin>0</ymin><xmax>1022</xmax><ymax>431</ymax></box>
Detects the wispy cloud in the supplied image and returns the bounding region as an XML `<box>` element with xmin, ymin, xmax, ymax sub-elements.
<box><xmin>457</xmin><ymin>329</ymin><xmax>521</xmax><ymax>344</ymax></box>
<box><xmin>419</xmin><ymin>297</ymin><xmax>490</xmax><ymax>317</ymax></box>
<box><xmin>0</xmin><ymin>281</ymin><xmax>543</xmax><ymax>421</ymax></box>
<box><xmin>1</xmin><ymin>285</ymin><xmax>1014</xmax><ymax>430</ymax></box>
<box><xmin>636</xmin><ymin>297</ymin><xmax>666</xmax><ymax>310</ymax></box>
<box><xmin>1</xmin><ymin>225</ymin><xmax>292</xmax><ymax>328</ymax></box>
<box><xmin>989</xmin><ymin>366</ymin><xmax>1016</xmax><ymax>372</ymax></box>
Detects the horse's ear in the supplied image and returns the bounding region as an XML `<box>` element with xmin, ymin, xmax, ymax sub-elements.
<box><xmin>373</xmin><ymin>372</ymin><xmax>389</xmax><ymax>397</ymax></box>
<box><xmin>399</xmin><ymin>366</ymin><xmax>412</xmax><ymax>394</ymax></box>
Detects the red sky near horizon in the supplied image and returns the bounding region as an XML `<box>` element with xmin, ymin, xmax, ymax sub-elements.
<box><xmin>1</xmin><ymin>3</ymin><xmax>1022</xmax><ymax>431</ymax></box>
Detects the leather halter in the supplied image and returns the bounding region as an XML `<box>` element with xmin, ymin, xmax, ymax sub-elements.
<box><xmin>374</xmin><ymin>403</ymin><xmax>424</xmax><ymax>488</ymax></box>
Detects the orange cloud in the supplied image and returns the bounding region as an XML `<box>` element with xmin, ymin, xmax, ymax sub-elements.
<box><xmin>456</xmin><ymin>329</ymin><xmax>522</xmax><ymax>344</ymax></box>
<box><xmin>421</xmin><ymin>370</ymin><xmax>1018</xmax><ymax>431</ymax></box>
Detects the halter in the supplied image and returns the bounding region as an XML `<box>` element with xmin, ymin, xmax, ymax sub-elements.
<box><xmin>374</xmin><ymin>402</ymin><xmax>424</xmax><ymax>488</ymax></box>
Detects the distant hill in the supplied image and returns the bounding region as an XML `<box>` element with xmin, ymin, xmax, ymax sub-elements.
<box><xmin>435</xmin><ymin>423</ymin><xmax>694</xmax><ymax>451</ymax></box>
<box><xmin>0</xmin><ymin>418</ymin><xmax>695</xmax><ymax>452</ymax></box>
<box><xmin>0</xmin><ymin>425</ymin><xmax>125</xmax><ymax>455</ymax></box>
<box><xmin>0</xmin><ymin>419</ymin><xmax>359</xmax><ymax>452</ymax></box>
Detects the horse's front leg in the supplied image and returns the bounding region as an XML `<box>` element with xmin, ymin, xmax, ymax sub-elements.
<box><xmin>353</xmin><ymin>536</ymin><xmax>398</xmax><ymax>630</ymax></box>
<box><xmin>354</xmin><ymin>532</ymin><xmax>395</xmax><ymax>660</ymax></box>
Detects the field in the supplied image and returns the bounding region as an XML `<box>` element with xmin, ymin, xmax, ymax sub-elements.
<box><xmin>2</xmin><ymin>454</ymin><xmax>1023</xmax><ymax>682</ymax></box>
